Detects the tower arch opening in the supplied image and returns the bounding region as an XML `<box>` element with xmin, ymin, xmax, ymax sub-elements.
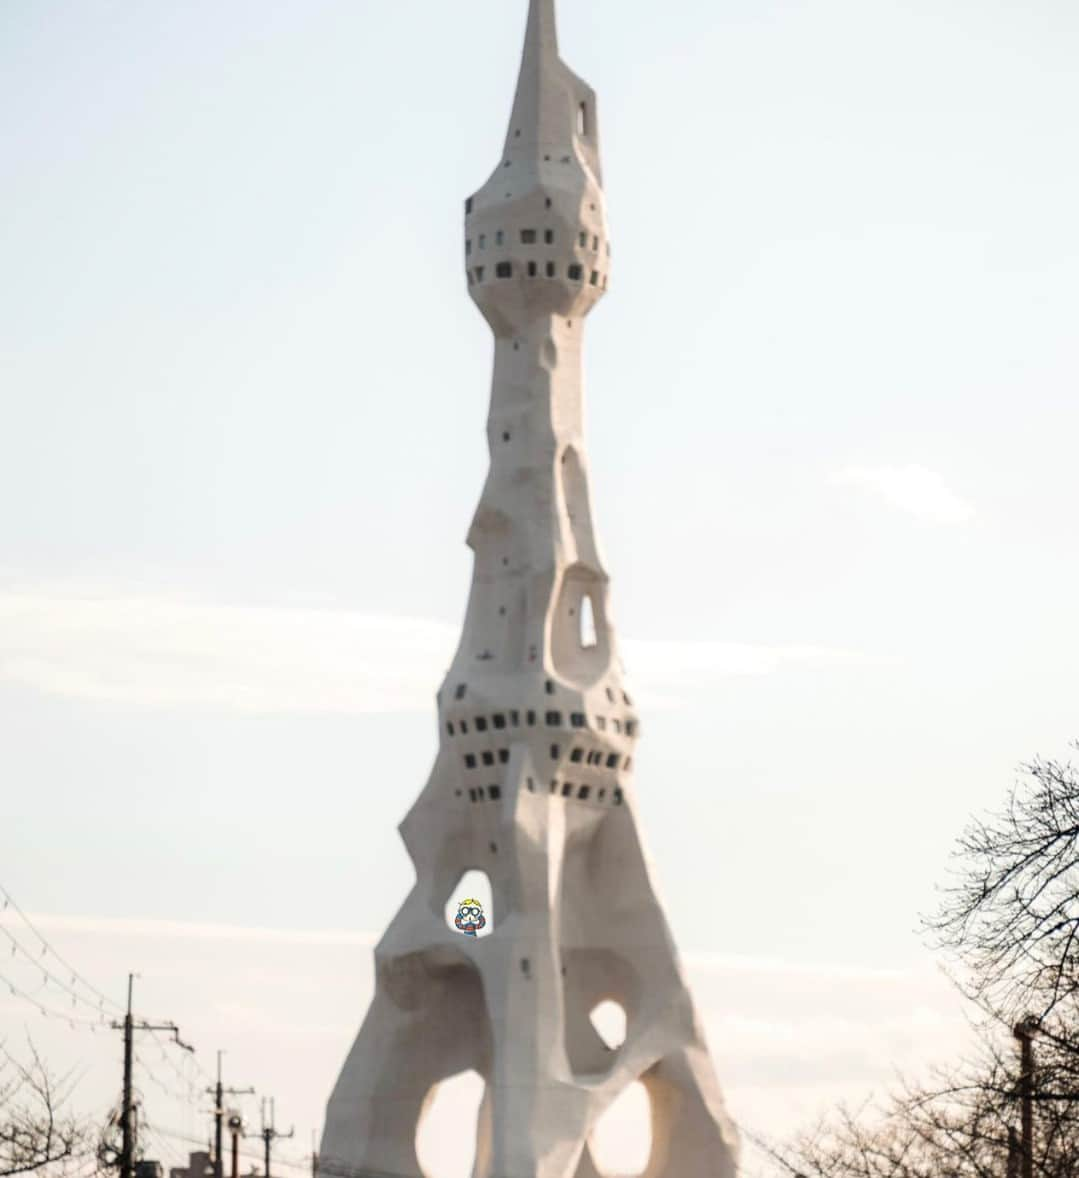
<box><xmin>444</xmin><ymin>868</ymin><xmax>494</xmax><ymax>938</ymax></box>
<box><xmin>415</xmin><ymin>1069</ymin><xmax>486</xmax><ymax>1178</ymax></box>
<box><xmin>550</xmin><ymin>563</ymin><xmax>610</xmax><ymax>685</ymax></box>
<box><xmin>588</xmin><ymin>999</ymin><xmax>627</xmax><ymax>1050</ymax></box>
<box><xmin>590</xmin><ymin>1080</ymin><xmax>653</xmax><ymax>1177</ymax></box>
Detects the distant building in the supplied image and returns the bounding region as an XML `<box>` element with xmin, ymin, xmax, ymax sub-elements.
<box><xmin>135</xmin><ymin>1163</ymin><xmax>163</xmax><ymax>1178</ymax></box>
<box><xmin>169</xmin><ymin>1150</ymin><xmax>215</xmax><ymax>1178</ymax></box>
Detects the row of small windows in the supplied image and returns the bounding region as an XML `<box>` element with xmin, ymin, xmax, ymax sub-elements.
<box><xmin>461</xmin><ymin>747</ymin><xmax>632</xmax><ymax>772</ymax></box>
<box><xmin>548</xmin><ymin>745</ymin><xmax>632</xmax><ymax>771</ymax></box>
<box><xmin>464</xmin><ymin>784</ymin><xmax>503</xmax><ymax>802</ymax></box>
<box><xmin>446</xmin><ymin>712</ymin><xmax>636</xmax><ymax>738</ymax></box>
<box><xmin>461</xmin><ymin>780</ymin><xmax>624</xmax><ymax>806</ymax></box>
<box><xmin>468</xmin><ymin>263</ymin><xmax>607</xmax><ymax>287</ymax></box>
<box><xmin>464</xmin><ymin>749</ymin><xmax>510</xmax><ymax>769</ymax></box>
<box><xmin>466</xmin><ymin>230</ymin><xmax>607</xmax><ymax>254</ymax></box>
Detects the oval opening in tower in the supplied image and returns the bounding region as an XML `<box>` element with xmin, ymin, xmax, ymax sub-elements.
<box><xmin>589</xmin><ymin>999</ymin><xmax>627</xmax><ymax>1050</ymax></box>
<box><xmin>579</xmin><ymin>593</ymin><xmax>598</xmax><ymax>649</ymax></box>
<box><xmin>590</xmin><ymin>1081</ymin><xmax>652</xmax><ymax>1176</ymax></box>
<box><xmin>444</xmin><ymin>868</ymin><xmax>494</xmax><ymax>938</ymax></box>
<box><xmin>415</xmin><ymin>1069</ymin><xmax>485</xmax><ymax>1178</ymax></box>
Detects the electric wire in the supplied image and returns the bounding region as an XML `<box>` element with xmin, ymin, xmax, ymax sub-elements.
<box><xmin>0</xmin><ymin>884</ymin><xmax>124</xmax><ymax>1013</ymax></box>
<box><xmin>0</xmin><ymin>967</ymin><xmax>111</xmax><ymax>1029</ymax></box>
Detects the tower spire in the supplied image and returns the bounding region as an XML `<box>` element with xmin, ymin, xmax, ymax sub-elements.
<box><xmin>504</xmin><ymin>0</ymin><xmax>595</xmax><ymax>170</ymax></box>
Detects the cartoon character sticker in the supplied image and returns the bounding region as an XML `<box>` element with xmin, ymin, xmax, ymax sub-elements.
<box><xmin>454</xmin><ymin>897</ymin><xmax>487</xmax><ymax>937</ymax></box>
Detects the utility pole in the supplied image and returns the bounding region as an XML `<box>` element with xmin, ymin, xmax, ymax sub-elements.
<box><xmin>110</xmin><ymin>974</ymin><xmax>194</xmax><ymax>1178</ymax></box>
<box><xmin>1006</xmin><ymin>1124</ymin><xmax>1021</xmax><ymax>1178</ymax></box>
<box><xmin>1014</xmin><ymin>1015</ymin><xmax>1040</xmax><ymax>1178</ymax></box>
<box><xmin>310</xmin><ymin>1130</ymin><xmax>318</xmax><ymax>1178</ymax></box>
<box><xmin>255</xmin><ymin>1098</ymin><xmax>294</xmax><ymax>1178</ymax></box>
<box><xmin>206</xmin><ymin>1052</ymin><xmax>255</xmax><ymax>1178</ymax></box>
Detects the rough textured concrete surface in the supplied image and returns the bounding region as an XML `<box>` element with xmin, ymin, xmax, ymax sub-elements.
<box><xmin>321</xmin><ymin>2</ymin><xmax>741</xmax><ymax>1175</ymax></box>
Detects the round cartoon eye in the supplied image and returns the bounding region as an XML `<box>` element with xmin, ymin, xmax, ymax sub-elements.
<box><xmin>468</xmin><ymin>906</ymin><xmax>480</xmax><ymax>918</ymax></box>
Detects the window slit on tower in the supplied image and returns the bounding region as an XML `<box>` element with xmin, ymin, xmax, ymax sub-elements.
<box><xmin>580</xmin><ymin>595</ymin><xmax>598</xmax><ymax>648</ymax></box>
<box><xmin>578</xmin><ymin>102</ymin><xmax>587</xmax><ymax>135</ymax></box>
<box><xmin>545</xmin><ymin>261</ymin><xmax>556</xmax><ymax>277</ymax></box>
<box><xmin>520</xmin><ymin>229</ymin><xmax>536</xmax><ymax>243</ymax></box>
<box><xmin>568</xmin><ymin>264</ymin><xmax>583</xmax><ymax>281</ymax></box>
<box><xmin>527</xmin><ymin>261</ymin><xmax>537</xmax><ymax>277</ymax></box>
<box><xmin>496</xmin><ymin>261</ymin><xmax>512</xmax><ymax>278</ymax></box>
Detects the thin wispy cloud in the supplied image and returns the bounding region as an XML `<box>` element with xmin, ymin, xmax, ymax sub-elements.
<box><xmin>830</xmin><ymin>464</ymin><xmax>974</xmax><ymax>524</ymax></box>
<box><xmin>0</xmin><ymin>583</ymin><xmax>864</xmax><ymax>714</ymax></box>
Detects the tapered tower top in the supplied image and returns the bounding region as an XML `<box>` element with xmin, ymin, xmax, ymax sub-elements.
<box><xmin>502</xmin><ymin>0</ymin><xmax>601</xmax><ymax>184</ymax></box>
<box><xmin>466</xmin><ymin>0</ymin><xmax>608</xmax><ymax>331</ymax></box>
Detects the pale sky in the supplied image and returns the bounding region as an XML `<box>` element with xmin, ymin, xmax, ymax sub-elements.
<box><xmin>2</xmin><ymin>0</ymin><xmax>1078</xmax><ymax>1174</ymax></box>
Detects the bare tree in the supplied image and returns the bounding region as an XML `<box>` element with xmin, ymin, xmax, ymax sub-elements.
<box><xmin>763</xmin><ymin>1031</ymin><xmax>1079</xmax><ymax>1178</ymax></box>
<box><xmin>929</xmin><ymin>745</ymin><xmax>1079</xmax><ymax>1032</ymax></box>
<box><xmin>764</xmin><ymin>746</ymin><xmax>1079</xmax><ymax>1178</ymax></box>
<box><xmin>0</xmin><ymin>1040</ymin><xmax>88</xmax><ymax>1178</ymax></box>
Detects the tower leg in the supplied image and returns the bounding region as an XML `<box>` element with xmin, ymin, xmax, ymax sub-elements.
<box><xmin>322</xmin><ymin>953</ymin><xmax>489</xmax><ymax>1178</ymax></box>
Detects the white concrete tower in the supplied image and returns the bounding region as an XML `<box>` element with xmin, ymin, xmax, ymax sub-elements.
<box><xmin>321</xmin><ymin>3</ymin><xmax>740</xmax><ymax>1176</ymax></box>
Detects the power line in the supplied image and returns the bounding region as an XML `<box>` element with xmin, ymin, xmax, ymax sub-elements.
<box><xmin>0</xmin><ymin>967</ymin><xmax>110</xmax><ymax>1029</ymax></box>
<box><xmin>153</xmin><ymin>1127</ymin><xmax>310</xmax><ymax>1176</ymax></box>
<box><xmin>0</xmin><ymin>921</ymin><xmax>115</xmax><ymax>1016</ymax></box>
<box><xmin>0</xmin><ymin>884</ymin><xmax>124</xmax><ymax>1013</ymax></box>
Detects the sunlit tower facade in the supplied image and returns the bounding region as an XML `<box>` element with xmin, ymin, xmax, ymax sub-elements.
<box><xmin>321</xmin><ymin>2</ymin><xmax>740</xmax><ymax>1174</ymax></box>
